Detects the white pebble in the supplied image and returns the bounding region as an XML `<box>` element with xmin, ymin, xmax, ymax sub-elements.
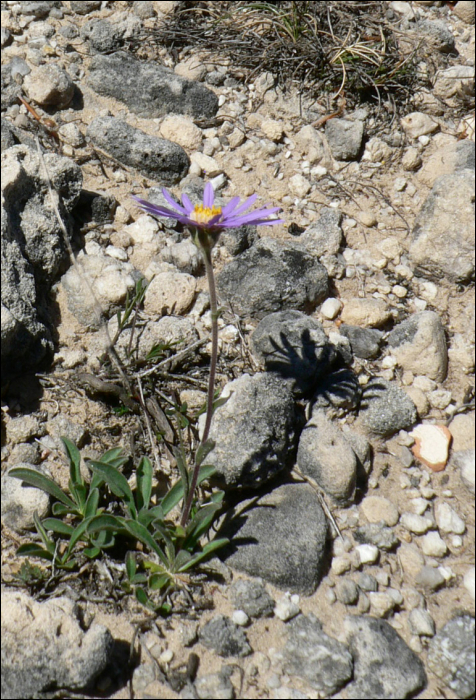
<box><xmin>159</xmin><ymin>649</ymin><xmax>174</xmax><ymax>664</ymax></box>
<box><xmin>232</xmin><ymin>610</ymin><xmax>249</xmax><ymax>626</ymax></box>
<box><xmin>274</xmin><ymin>594</ymin><xmax>300</xmax><ymax>621</ymax></box>
<box><xmin>356</xmin><ymin>544</ymin><xmax>379</xmax><ymax>564</ymax></box>
<box><xmin>392</xmin><ymin>284</ymin><xmax>408</xmax><ymax>298</ymax></box>
<box><xmin>320</xmin><ymin>297</ymin><xmax>342</xmax><ymax>320</ymax></box>
<box><xmin>218</xmin><ymin>94</ymin><xmax>226</xmax><ymax>107</ymax></box>
<box><xmin>435</xmin><ymin>502</ymin><xmax>466</xmax><ymax>534</ymax></box>
<box><xmin>463</xmin><ymin>567</ymin><xmax>475</xmax><ymax>600</ymax></box>
<box><xmin>421</xmin><ymin>531</ymin><xmax>447</xmax><ymax>557</ymax></box>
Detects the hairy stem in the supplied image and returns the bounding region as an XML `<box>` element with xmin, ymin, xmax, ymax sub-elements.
<box><xmin>181</xmin><ymin>246</ymin><xmax>218</xmax><ymax>527</ymax></box>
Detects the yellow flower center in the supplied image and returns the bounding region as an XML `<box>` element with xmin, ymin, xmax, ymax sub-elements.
<box><xmin>190</xmin><ymin>204</ymin><xmax>222</xmax><ymax>224</ymax></box>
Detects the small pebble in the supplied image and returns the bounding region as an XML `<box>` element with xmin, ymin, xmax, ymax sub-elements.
<box><xmin>274</xmin><ymin>593</ymin><xmax>300</xmax><ymax>621</ymax></box>
<box><xmin>355</xmin><ymin>544</ymin><xmax>379</xmax><ymax>564</ymax></box>
<box><xmin>421</xmin><ymin>531</ymin><xmax>448</xmax><ymax>557</ymax></box>
<box><xmin>320</xmin><ymin>297</ymin><xmax>342</xmax><ymax>320</ymax></box>
<box><xmin>232</xmin><ymin>610</ymin><xmax>249</xmax><ymax>626</ymax></box>
<box><xmin>410</xmin><ymin>424</ymin><xmax>452</xmax><ymax>471</ymax></box>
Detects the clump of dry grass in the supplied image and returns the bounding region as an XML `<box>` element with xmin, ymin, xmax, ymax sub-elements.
<box><xmin>129</xmin><ymin>1</ymin><xmax>433</xmax><ymax>116</ymax></box>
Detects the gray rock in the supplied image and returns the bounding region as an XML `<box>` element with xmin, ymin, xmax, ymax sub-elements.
<box><xmin>428</xmin><ymin>615</ymin><xmax>475</xmax><ymax>698</ymax></box>
<box><xmin>301</xmin><ymin>207</ymin><xmax>343</xmax><ymax>256</ymax></box>
<box><xmin>325</xmin><ymin>119</ymin><xmax>365</xmax><ymax>161</ymax></box>
<box><xmin>199</xmin><ymin>615</ymin><xmax>251</xmax><ymax>658</ymax></box>
<box><xmin>161</xmin><ymin>239</ymin><xmax>204</xmax><ymax>276</ymax></box>
<box><xmin>417</xmin><ymin>19</ymin><xmax>456</xmax><ymax>53</ymax></box>
<box><xmin>220</xmin><ymin>224</ymin><xmax>258</xmax><ymax>256</ymax></box>
<box><xmin>217</xmin><ymin>238</ymin><xmax>329</xmax><ymax>320</ymax></box>
<box><xmin>339</xmin><ymin>324</ymin><xmax>383</xmax><ymax>359</ymax></box>
<box><xmin>195</xmin><ymin>670</ymin><xmax>235</xmax><ymax>700</ymax></box>
<box><xmin>387</xmin><ymin>311</ymin><xmax>448</xmax><ymax>381</ymax></box>
<box><xmin>359</xmin><ymin>377</ymin><xmax>417</xmax><ymax>436</ymax></box>
<box><xmin>1</xmin><ymin>61</ymin><xmax>22</xmax><ymax>110</ymax></box>
<box><xmin>297</xmin><ymin>410</ymin><xmax>357</xmax><ymax>504</ymax></box>
<box><xmin>87</xmin><ymin>117</ymin><xmax>189</xmax><ymax>185</ymax></box>
<box><xmin>61</xmin><ymin>254</ymin><xmax>136</xmax><ymax>328</ymax></box>
<box><xmin>1</xmin><ymin>118</ymin><xmax>17</xmax><ymax>151</ymax></box>
<box><xmin>1</xmin><ymin>464</ymin><xmax>50</xmax><ymax>531</ymax></box>
<box><xmin>452</xmin><ymin>449</ymin><xmax>475</xmax><ymax>495</ymax></box>
<box><xmin>409</xmin><ymin>170</ymin><xmax>475</xmax><ymax>283</ymax></box>
<box><xmin>207</xmin><ymin>373</ymin><xmax>296</xmax><ymax>489</ymax></box>
<box><xmin>2</xmin><ymin>145</ymin><xmax>82</xmax><ymax>382</ymax></box>
<box><xmin>70</xmin><ymin>0</ymin><xmax>101</xmax><ymax>13</ymax></box>
<box><xmin>80</xmin><ymin>19</ymin><xmax>123</xmax><ymax>54</ymax></box>
<box><xmin>353</xmin><ymin>523</ymin><xmax>399</xmax><ymax>551</ymax></box>
<box><xmin>345</xmin><ymin>616</ymin><xmax>427</xmax><ymax>698</ymax></box>
<box><xmin>219</xmin><ymin>483</ymin><xmax>327</xmax><ymax>595</ymax></box>
<box><xmin>23</xmin><ymin>64</ymin><xmax>74</xmax><ymax>109</ymax></box>
<box><xmin>87</xmin><ymin>52</ymin><xmax>218</xmax><ymax>120</ymax></box>
<box><xmin>1</xmin><ymin>590</ymin><xmax>114</xmax><ymax>699</ymax></box>
<box><xmin>313</xmin><ymin>367</ymin><xmax>362</xmax><ymax>410</ymax></box>
<box><xmin>283</xmin><ymin>614</ymin><xmax>353</xmax><ymax>694</ymax></box>
<box><xmin>229</xmin><ymin>579</ymin><xmax>275</xmax><ymax>618</ymax></box>
<box><xmin>357</xmin><ymin>572</ymin><xmax>379</xmax><ymax>592</ymax></box>
<box><xmin>1</xmin><ymin>27</ymin><xmax>12</xmax><ymax>48</ymax></box>
<box><xmin>335</xmin><ymin>579</ymin><xmax>359</xmax><ymax>605</ymax></box>
<box><xmin>16</xmin><ymin>2</ymin><xmax>61</xmax><ymax>18</ymax></box>
<box><xmin>414</xmin><ymin>566</ymin><xmax>446</xmax><ymax>591</ymax></box>
<box><xmin>250</xmin><ymin>311</ymin><xmax>336</xmax><ymax>397</ymax></box>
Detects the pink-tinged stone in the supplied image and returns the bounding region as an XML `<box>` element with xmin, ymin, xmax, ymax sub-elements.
<box><xmin>410</xmin><ymin>424</ymin><xmax>452</xmax><ymax>471</ymax></box>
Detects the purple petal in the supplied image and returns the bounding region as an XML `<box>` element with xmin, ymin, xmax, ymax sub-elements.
<box><xmin>161</xmin><ymin>188</ymin><xmax>187</xmax><ymax>214</ymax></box>
<box><xmin>225</xmin><ymin>207</ymin><xmax>282</xmax><ymax>227</ymax></box>
<box><xmin>203</xmin><ymin>182</ymin><xmax>214</xmax><ymax>209</ymax></box>
<box><xmin>220</xmin><ymin>196</ymin><xmax>241</xmax><ymax>217</ymax></box>
<box><xmin>132</xmin><ymin>196</ymin><xmax>181</xmax><ymax>219</ymax></box>
<box><xmin>181</xmin><ymin>193</ymin><xmax>194</xmax><ymax>214</ymax></box>
<box><xmin>228</xmin><ymin>193</ymin><xmax>258</xmax><ymax>217</ymax></box>
<box><xmin>207</xmin><ymin>212</ymin><xmax>224</xmax><ymax>226</ymax></box>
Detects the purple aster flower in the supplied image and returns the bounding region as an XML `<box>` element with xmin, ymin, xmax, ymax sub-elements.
<box><xmin>132</xmin><ymin>182</ymin><xmax>284</xmax><ymax>249</ymax></box>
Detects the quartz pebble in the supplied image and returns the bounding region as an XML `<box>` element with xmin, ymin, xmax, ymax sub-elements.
<box><xmin>435</xmin><ymin>502</ymin><xmax>466</xmax><ymax>535</ymax></box>
<box><xmin>420</xmin><ymin>531</ymin><xmax>448</xmax><ymax>557</ymax></box>
<box><xmin>410</xmin><ymin>424</ymin><xmax>452</xmax><ymax>471</ymax></box>
<box><xmin>274</xmin><ymin>593</ymin><xmax>300</xmax><ymax>621</ymax></box>
<box><xmin>320</xmin><ymin>297</ymin><xmax>342</xmax><ymax>320</ymax></box>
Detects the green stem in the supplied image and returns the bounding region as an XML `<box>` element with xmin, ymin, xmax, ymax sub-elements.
<box><xmin>181</xmin><ymin>246</ymin><xmax>218</xmax><ymax>527</ymax></box>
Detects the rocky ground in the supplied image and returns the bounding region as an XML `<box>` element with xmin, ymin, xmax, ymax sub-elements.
<box><xmin>1</xmin><ymin>1</ymin><xmax>475</xmax><ymax>699</ymax></box>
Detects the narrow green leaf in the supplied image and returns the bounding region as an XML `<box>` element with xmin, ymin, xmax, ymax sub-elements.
<box><xmin>177</xmin><ymin>538</ymin><xmax>229</xmax><ymax>572</ymax></box>
<box><xmin>65</xmin><ymin>518</ymin><xmax>93</xmax><ymax>558</ymax></box>
<box><xmin>90</xmin><ymin>529</ymin><xmax>115</xmax><ymax>548</ymax></box>
<box><xmin>16</xmin><ymin>543</ymin><xmax>54</xmax><ymax>560</ymax></box>
<box><xmin>195</xmin><ymin>439</ymin><xmax>216</xmax><ymax>467</ymax></box>
<box><xmin>41</xmin><ymin>518</ymin><xmax>74</xmax><ymax>536</ymax></box>
<box><xmin>126</xmin><ymin>551</ymin><xmax>136</xmax><ymax>580</ymax></box>
<box><xmin>87</xmin><ymin>514</ymin><xmax>126</xmax><ymax>534</ymax></box>
<box><xmin>122</xmin><ymin>519</ymin><xmax>168</xmax><ymax>566</ymax></box>
<box><xmin>34</xmin><ymin>511</ymin><xmax>56</xmax><ymax>554</ymax></box>
<box><xmin>84</xmin><ymin>487</ymin><xmax>100</xmax><ymax>519</ymax></box>
<box><xmin>88</xmin><ymin>460</ymin><xmax>136</xmax><ymax>518</ymax></box>
<box><xmin>198</xmin><ymin>464</ymin><xmax>216</xmax><ymax>484</ymax></box>
<box><xmin>173</xmin><ymin>549</ymin><xmax>192</xmax><ymax>570</ymax></box>
<box><xmin>69</xmin><ymin>481</ymin><xmax>88</xmax><ymax>512</ymax></box>
<box><xmin>173</xmin><ymin>445</ymin><xmax>189</xmax><ymax>497</ymax></box>
<box><xmin>52</xmin><ymin>502</ymin><xmax>74</xmax><ymax>517</ymax></box>
<box><xmin>149</xmin><ymin>573</ymin><xmax>171</xmax><ymax>591</ymax></box>
<box><xmin>61</xmin><ymin>437</ymin><xmax>83</xmax><ymax>488</ymax></box>
<box><xmin>99</xmin><ymin>446</ymin><xmax>128</xmax><ymax>469</ymax></box>
<box><xmin>136</xmin><ymin>457</ymin><xmax>152</xmax><ymax>512</ymax></box>
<box><xmin>159</xmin><ymin>480</ymin><xmax>184</xmax><ymax>516</ymax></box>
<box><xmin>9</xmin><ymin>468</ymin><xmax>76</xmax><ymax>510</ymax></box>
<box><xmin>183</xmin><ymin>503</ymin><xmax>221</xmax><ymax>550</ymax></box>
<box><xmin>83</xmin><ymin>546</ymin><xmax>101</xmax><ymax>559</ymax></box>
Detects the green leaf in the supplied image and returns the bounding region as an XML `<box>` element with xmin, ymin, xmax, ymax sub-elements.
<box><xmin>16</xmin><ymin>543</ymin><xmax>54</xmax><ymax>561</ymax></box>
<box><xmin>61</xmin><ymin>437</ymin><xmax>83</xmax><ymax>488</ymax></box>
<box><xmin>83</xmin><ymin>546</ymin><xmax>101</xmax><ymax>559</ymax></box>
<box><xmin>34</xmin><ymin>511</ymin><xmax>56</xmax><ymax>555</ymax></box>
<box><xmin>65</xmin><ymin>518</ymin><xmax>94</xmax><ymax>558</ymax></box>
<box><xmin>84</xmin><ymin>487</ymin><xmax>100</xmax><ymax>519</ymax></box>
<box><xmin>195</xmin><ymin>439</ymin><xmax>216</xmax><ymax>468</ymax></box>
<box><xmin>69</xmin><ymin>480</ymin><xmax>87</xmax><ymax>512</ymax></box>
<box><xmin>126</xmin><ymin>551</ymin><xmax>136</xmax><ymax>580</ymax></box>
<box><xmin>149</xmin><ymin>572</ymin><xmax>171</xmax><ymax>591</ymax></box>
<box><xmin>122</xmin><ymin>519</ymin><xmax>168</xmax><ymax>566</ymax></box>
<box><xmin>88</xmin><ymin>460</ymin><xmax>136</xmax><ymax>519</ymax></box>
<box><xmin>159</xmin><ymin>480</ymin><xmax>185</xmax><ymax>516</ymax></box>
<box><xmin>90</xmin><ymin>529</ymin><xmax>115</xmax><ymax>549</ymax></box>
<box><xmin>52</xmin><ymin>502</ymin><xmax>74</xmax><ymax>517</ymax></box>
<box><xmin>136</xmin><ymin>457</ymin><xmax>152</xmax><ymax>512</ymax></box>
<box><xmin>177</xmin><ymin>538</ymin><xmax>229</xmax><ymax>572</ymax></box>
<box><xmin>183</xmin><ymin>503</ymin><xmax>222</xmax><ymax>551</ymax></box>
<box><xmin>41</xmin><ymin>518</ymin><xmax>74</xmax><ymax>536</ymax></box>
<box><xmin>173</xmin><ymin>549</ymin><xmax>192</xmax><ymax>571</ymax></box>
<box><xmin>9</xmin><ymin>468</ymin><xmax>76</xmax><ymax>510</ymax></box>
<box><xmin>173</xmin><ymin>445</ymin><xmax>189</xmax><ymax>497</ymax></box>
<box><xmin>99</xmin><ymin>447</ymin><xmax>129</xmax><ymax>469</ymax></box>
<box><xmin>87</xmin><ymin>513</ymin><xmax>126</xmax><ymax>534</ymax></box>
<box><xmin>198</xmin><ymin>464</ymin><xmax>216</xmax><ymax>485</ymax></box>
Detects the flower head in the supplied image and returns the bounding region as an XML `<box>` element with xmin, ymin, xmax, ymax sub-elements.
<box><xmin>133</xmin><ymin>182</ymin><xmax>284</xmax><ymax>250</ymax></box>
